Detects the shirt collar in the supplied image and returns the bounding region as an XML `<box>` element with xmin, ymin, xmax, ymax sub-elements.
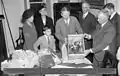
<box><xmin>83</xmin><ymin>12</ymin><xmax>88</xmax><ymax>18</ymax></box>
<box><xmin>44</xmin><ymin>35</ymin><xmax>47</xmax><ymax>39</ymax></box>
<box><xmin>64</xmin><ymin>17</ymin><xmax>70</xmax><ymax>24</ymax></box>
<box><xmin>45</xmin><ymin>35</ymin><xmax>51</xmax><ymax>40</ymax></box>
<box><xmin>110</xmin><ymin>12</ymin><xmax>116</xmax><ymax>19</ymax></box>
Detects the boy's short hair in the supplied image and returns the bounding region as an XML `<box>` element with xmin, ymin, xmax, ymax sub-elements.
<box><xmin>43</xmin><ymin>26</ymin><xmax>51</xmax><ymax>31</ymax></box>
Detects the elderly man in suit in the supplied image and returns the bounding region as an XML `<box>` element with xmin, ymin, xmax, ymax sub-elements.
<box><xmin>103</xmin><ymin>3</ymin><xmax>120</xmax><ymax>69</ymax></box>
<box><xmin>84</xmin><ymin>10</ymin><xmax>116</xmax><ymax>67</ymax></box>
<box><xmin>80</xmin><ymin>2</ymin><xmax>97</xmax><ymax>35</ymax></box>
<box><xmin>55</xmin><ymin>6</ymin><xmax>83</xmax><ymax>50</ymax></box>
<box><xmin>79</xmin><ymin>2</ymin><xmax>97</xmax><ymax>62</ymax></box>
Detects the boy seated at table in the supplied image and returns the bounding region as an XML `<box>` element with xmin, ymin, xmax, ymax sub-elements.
<box><xmin>33</xmin><ymin>26</ymin><xmax>56</xmax><ymax>53</ymax></box>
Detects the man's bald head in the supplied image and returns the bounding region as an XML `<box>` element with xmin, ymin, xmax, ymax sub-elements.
<box><xmin>82</xmin><ymin>2</ymin><xmax>90</xmax><ymax>14</ymax></box>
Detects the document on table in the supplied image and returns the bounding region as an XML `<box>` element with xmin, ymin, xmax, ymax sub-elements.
<box><xmin>52</xmin><ymin>58</ymin><xmax>92</xmax><ymax>68</ymax></box>
<box><xmin>62</xmin><ymin>58</ymin><xmax>92</xmax><ymax>64</ymax></box>
<box><xmin>52</xmin><ymin>65</ymin><xmax>75</xmax><ymax>68</ymax></box>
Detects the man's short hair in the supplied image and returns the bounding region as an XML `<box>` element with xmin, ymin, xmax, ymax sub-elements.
<box><xmin>61</xmin><ymin>6</ymin><xmax>70</xmax><ymax>12</ymax></box>
<box><xmin>103</xmin><ymin>3</ymin><xmax>115</xmax><ymax>9</ymax></box>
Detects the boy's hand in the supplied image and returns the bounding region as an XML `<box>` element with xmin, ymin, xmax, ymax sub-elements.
<box><xmin>64</xmin><ymin>37</ymin><xmax>67</xmax><ymax>44</ymax></box>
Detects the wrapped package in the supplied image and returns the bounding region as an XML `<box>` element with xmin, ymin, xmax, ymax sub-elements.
<box><xmin>1</xmin><ymin>50</ymin><xmax>39</xmax><ymax>70</ymax></box>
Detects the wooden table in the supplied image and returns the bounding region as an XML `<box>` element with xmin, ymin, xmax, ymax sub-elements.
<box><xmin>3</xmin><ymin>58</ymin><xmax>116</xmax><ymax>76</ymax></box>
<box><xmin>3</xmin><ymin>65</ymin><xmax>116</xmax><ymax>76</ymax></box>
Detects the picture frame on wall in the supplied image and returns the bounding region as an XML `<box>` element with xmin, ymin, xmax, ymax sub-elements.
<box><xmin>86</xmin><ymin>0</ymin><xmax>104</xmax><ymax>6</ymax></box>
<box><xmin>58</xmin><ymin>0</ymin><xmax>70</xmax><ymax>3</ymax></box>
<box><xmin>29</xmin><ymin>0</ymin><xmax>43</xmax><ymax>2</ymax></box>
<box><xmin>86</xmin><ymin>0</ymin><xmax>104</xmax><ymax>9</ymax></box>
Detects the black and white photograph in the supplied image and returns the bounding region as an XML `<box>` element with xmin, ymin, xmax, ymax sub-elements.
<box><xmin>0</xmin><ymin>0</ymin><xmax>119</xmax><ymax>76</ymax></box>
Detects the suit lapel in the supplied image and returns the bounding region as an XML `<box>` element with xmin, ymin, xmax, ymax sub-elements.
<box><xmin>82</xmin><ymin>12</ymin><xmax>89</xmax><ymax>21</ymax></box>
<box><xmin>110</xmin><ymin>13</ymin><xmax>119</xmax><ymax>26</ymax></box>
<box><xmin>92</xmin><ymin>24</ymin><xmax>101</xmax><ymax>36</ymax></box>
<box><xmin>46</xmin><ymin>16</ymin><xmax>49</xmax><ymax>26</ymax></box>
<box><xmin>41</xmin><ymin>16</ymin><xmax>47</xmax><ymax>26</ymax></box>
<box><xmin>110</xmin><ymin>13</ymin><xmax>117</xmax><ymax>21</ymax></box>
<box><xmin>100</xmin><ymin>22</ymin><xmax>110</xmax><ymax>32</ymax></box>
<box><xmin>94</xmin><ymin>21</ymin><xmax>111</xmax><ymax>37</ymax></box>
<box><xmin>62</xmin><ymin>17</ymin><xmax>70</xmax><ymax>28</ymax></box>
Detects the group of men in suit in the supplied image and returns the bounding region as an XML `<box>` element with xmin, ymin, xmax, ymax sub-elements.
<box><xmin>55</xmin><ymin>2</ymin><xmax>120</xmax><ymax>72</ymax></box>
<box><xmin>102</xmin><ymin>3</ymin><xmax>120</xmax><ymax>69</ymax></box>
<box><xmin>80</xmin><ymin>2</ymin><xmax>120</xmax><ymax>70</ymax></box>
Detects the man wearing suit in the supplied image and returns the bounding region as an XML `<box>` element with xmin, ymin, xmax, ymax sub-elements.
<box><xmin>79</xmin><ymin>2</ymin><xmax>97</xmax><ymax>62</ymax></box>
<box><xmin>34</xmin><ymin>4</ymin><xmax>54</xmax><ymax>38</ymax></box>
<box><xmin>55</xmin><ymin>6</ymin><xmax>83</xmax><ymax>49</ymax></box>
<box><xmin>34</xmin><ymin>26</ymin><xmax>56</xmax><ymax>52</ymax></box>
<box><xmin>84</xmin><ymin>10</ymin><xmax>116</xmax><ymax>67</ymax></box>
<box><xmin>103</xmin><ymin>3</ymin><xmax>120</xmax><ymax>68</ymax></box>
<box><xmin>79</xmin><ymin>2</ymin><xmax>97</xmax><ymax>35</ymax></box>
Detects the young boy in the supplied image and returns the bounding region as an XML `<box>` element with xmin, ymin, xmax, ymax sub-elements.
<box><xmin>33</xmin><ymin>26</ymin><xmax>56</xmax><ymax>52</ymax></box>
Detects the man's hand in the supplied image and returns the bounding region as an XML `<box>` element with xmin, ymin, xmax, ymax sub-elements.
<box><xmin>64</xmin><ymin>37</ymin><xmax>67</xmax><ymax>44</ymax></box>
<box><xmin>84</xmin><ymin>33</ymin><xmax>91</xmax><ymax>39</ymax></box>
<box><xmin>84</xmin><ymin>49</ymin><xmax>92</xmax><ymax>56</ymax></box>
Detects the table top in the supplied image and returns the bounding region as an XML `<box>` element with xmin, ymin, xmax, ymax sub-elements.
<box><xmin>3</xmin><ymin>58</ymin><xmax>116</xmax><ymax>75</ymax></box>
<box><xmin>3</xmin><ymin>65</ymin><xmax>116</xmax><ymax>75</ymax></box>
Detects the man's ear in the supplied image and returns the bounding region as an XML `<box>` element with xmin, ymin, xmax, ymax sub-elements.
<box><xmin>43</xmin><ymin>31</ymin><xmax>45</xmax><ymax>34</ymax></box>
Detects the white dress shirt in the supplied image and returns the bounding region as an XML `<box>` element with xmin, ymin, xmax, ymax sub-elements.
<box><xmin>64</xmin><ymin>18</ymin><xmax>70</xmax><ymax>25</ymax></box>
<box><xmin>83</xmin><ymin>12</ymin><xmax>88</xmax><ymax>19</ymax></box>
<box><xmin>110</xmin><ymin>12</ymin><xmax>116</xmax><ymax>20</ymax></box>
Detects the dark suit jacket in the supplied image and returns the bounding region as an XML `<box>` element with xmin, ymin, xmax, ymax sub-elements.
<box><xmin>55</xmin><ymin>16</ymin><xmax>83</xmax><ymax>48</ymax></box>
<box><xmin>91</xmin><ymin>21</ymin><xmax>116</xmax><ymax>62</ymax></box>
<box><xmin>109</xmin><ymin>13</ymin><xmax>120</xmax><ymax>55</ymax></box>
<box><xmin>33</xmin><ymin>35</ymin><xmax>56</xmax><ymax>51</ymax></box>
<box><xmin>34</xmin><ymin>13</ymin><xmax>54</xmax><ymax>37</ymax></box>
<box><xmin>79</xmin><ymin>12</ymin><xmax>97</xmax><ymax>34</ymax></box>
<box><xmin>79</xmin><ymin>12</ymin><xmax>97</xmax><ymax>50</ymax></box>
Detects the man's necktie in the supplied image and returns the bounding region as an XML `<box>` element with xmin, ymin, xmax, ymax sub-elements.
<box><xmin>47</xmin><ymin>36</ymin><xmax>50</xmax><ymax>45</ymax></box>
